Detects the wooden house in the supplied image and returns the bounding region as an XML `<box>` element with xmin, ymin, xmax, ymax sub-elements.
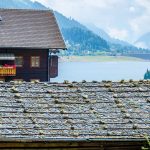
<box><xmin>0</xmin><ymin>80</ymin><xmax>149</xmax><ymax>149</ymax></box>
<box><xmin>0</xmin><ymin>9</ymin><xmax>66</xmax><ymax>82</ymax></box>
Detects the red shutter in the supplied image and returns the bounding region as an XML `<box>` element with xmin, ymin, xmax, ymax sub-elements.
<box><xmin>49</xmin><ymin>55</ymin><xmax>58</xmax><ymax>78</ymax></box>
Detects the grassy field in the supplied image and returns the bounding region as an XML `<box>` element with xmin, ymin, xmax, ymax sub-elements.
<box><xmin>60</xmin><ymin>56</ymin><xmax>145</xmax><ymax>62</ymax></box>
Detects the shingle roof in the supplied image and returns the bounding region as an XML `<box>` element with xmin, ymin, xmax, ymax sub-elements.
<box><xmin>0</xmin><ymin>80</ymin><xmax>149</xmax><ymax>141</ymax></box>
<box><xmin>0</xmin><ymin>9</ymin><xmax>66</xmax><ymax>49</ymax></box>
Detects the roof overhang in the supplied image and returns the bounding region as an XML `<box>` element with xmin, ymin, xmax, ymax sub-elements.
<box><xmin>0</xmin><ymin>47</ymin><xmax>66</xmax><ymax>50</ymax></box>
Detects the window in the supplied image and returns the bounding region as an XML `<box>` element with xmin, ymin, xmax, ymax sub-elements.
<box><xmin>31</xmin><ymin>56</ymin><xmax>40</xmax><ymax>67</ymax></box>
<box><xmin>15</xmin><ymin>56</ymin><xmax>23</xmax><ymax>67</ymax></box>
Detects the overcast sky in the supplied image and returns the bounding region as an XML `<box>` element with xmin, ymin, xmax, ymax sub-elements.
<box><xmin>32</xmin><ymin>0</ymin><xmax>150</xmax><ymax>43</ymax></box>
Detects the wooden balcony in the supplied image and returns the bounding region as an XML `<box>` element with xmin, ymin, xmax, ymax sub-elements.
<box><xmin>0</xmin><ymin>66</ymin><xmax>16</xmax><ymax>76</ymax></box>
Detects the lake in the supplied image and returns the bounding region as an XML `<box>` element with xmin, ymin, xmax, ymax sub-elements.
<box><xmin>51</xmin><ymin>62</ymin><xmax>150</xmax><ymax>82</ymax></box>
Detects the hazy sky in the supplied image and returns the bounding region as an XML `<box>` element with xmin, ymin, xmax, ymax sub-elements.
<box><xmin>32</xmin><ymin>0</ymin><xmax>150</xmax><ymax>43</ymax></box>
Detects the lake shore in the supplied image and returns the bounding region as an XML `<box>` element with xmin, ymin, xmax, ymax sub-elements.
<box><xmin>59</xmin><ymin>56</ymin><xmax>146</xmax><ymax>62</ymax></box>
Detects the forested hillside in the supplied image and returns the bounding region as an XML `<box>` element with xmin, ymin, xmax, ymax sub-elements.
<box><xmin>54</xmin><ymin>11</ymin><xmax>110</xmax><ymax>55</ymax></box>
<box><xmin>62</xmin><ymin>28</ymin><xmax>110</xmax><ymax>55</ymax></box>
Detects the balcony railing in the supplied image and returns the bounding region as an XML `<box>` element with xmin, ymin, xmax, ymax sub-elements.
<box><xmin>0</xmin><ymin>66</ymin><xmax>16</xmax><ymax>76</ymax></box>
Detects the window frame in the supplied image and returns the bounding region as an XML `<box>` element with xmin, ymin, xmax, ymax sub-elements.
<box><xmin>30</xmin><ymin>56</ymin><xmax>40</xmax><ymax>68</ymax></box>
<box><xmin>15</xmin><ymin>56</ymin><xmax>24</xmax><ymax>67</ymax></box>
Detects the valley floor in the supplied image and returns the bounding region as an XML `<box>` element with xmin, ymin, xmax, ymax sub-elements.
<box><xmin>60</xmin><ymin>56</ymin><xmax>146</xmax><ymax>62</ymax></box>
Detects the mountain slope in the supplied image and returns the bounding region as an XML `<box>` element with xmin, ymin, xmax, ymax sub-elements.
<box><xmin>54</xmin><ymin>11</ymin><xmax>86</xmax><ymax>30</ymax></box>
<box><xmin>86</xmin><ymin>24</ymin><xmax>111</xmax><ymax>42</ymax></box>
<box><xmin>54</xmin><ymin>11</ymin><xmax>147</xmax><ymax>53</ymax></box>
<box><xmin>62</xmin><ymin>27</ymin><xmax>109</xmax><ymax>55</ymax></box>
<box><xmin>86</xmin><ymin>23</ymin><xmax>132</xmax><ymax>47</ymax></box>
<box><xmin>135</xmin><ymin>32</ymin><xmax>150</xmax><ymax>49</ymax></box>
<box><xmin>54</xmin><ymin>11</ymin><xmax>110</xmax><ymax>54</ymax></box>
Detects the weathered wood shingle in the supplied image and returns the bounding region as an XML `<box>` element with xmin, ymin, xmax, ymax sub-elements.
<box><xmin>0</xmin><ymin>9</ymin><xmax>66</xmax><ymax>49</ymax></box>
<box><xmin>0</xmin><ymin>81</ymin><xmax>149</xmax><ymax>141</ymax></box>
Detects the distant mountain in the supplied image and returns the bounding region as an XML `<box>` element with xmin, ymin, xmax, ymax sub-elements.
<box><xmin>135</xmin><ymin>32</ymin><xmax>150</xmax><ymax>49</ymax></box>
<box><xmin>86</xmin><ymin>23</ymin><xmax>131</xmax><ymax>47</ymax></box>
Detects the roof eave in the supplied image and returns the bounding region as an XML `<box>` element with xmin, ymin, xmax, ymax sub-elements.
<box><xmin>0</xmin><ymin>47</ymin><xmax>66</xmax><ymax>50</ymax></box>
<box><xmin>0</xmin><ymin>137</ymin><xmax>146</xmax><ymax>142</ymax></box>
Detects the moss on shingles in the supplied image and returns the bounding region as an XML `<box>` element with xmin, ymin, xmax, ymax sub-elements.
<box><xmin>11</xmin><ymin>87</ymin><xmax>19</xmax><ymax>93</ymax></box>
<box><xmin>14</xmin><ymin>93</ymin><xmax>21</xmax><ymax>99</ymax></box>
<box><xmin>104</xmin><ymin>84</ymin><xmax>112</xmax><ymax>88</ymax></box>
<box><xmin>54</xmin><ymin>99</ymin><xmax>59</xmax><ymax>104</ymax></box>
<box><xmin>121</xmin><ymin>108</ymin><xmax>127</xmax><ymax>113</ymax></box>
<box><xmin>124</xmin><ymin>113</ymin><xmax>131</xmax><ymax>119</ymax></box>
<box><xmin>99</xmin><ymin>120</ymin><xmax>105</xmax><ymax>125</ymax></box>
<box><xmin>114</xmin><ymin>99</ymin><xmax>121</xmax><ymax>104</ymax></box>
<box><xmin>16</xmin><ymin>99</ymin><xmax>22</xmax><ymax>103</ymax></box>
<box><xmin>129</xmin><ymin>79</ymin><xmax>134</xmax><ymax>83</ymax></box>
<box><xmin>113</xmin><ymin>94</ymin><xmax>118</xmax><ymax>98</ymax></box>
<box><xmin>133</xmin><ymin>124</ymin><xmax>138</xmax><ymax>129</ymax></box>
<box><xmin>147</xmin><ymin>99</ymin><xmax>150</xmax><ymax>103</ymax></box>
<box><xmin>68</xmin><ymin>84</ymin><xmax>74</xmax><ymax>88</ymax></box>
<box><xmin>81</xmin><ymin>94</ymin><xmax>88</xmax><ymax>99</ymax></box>
<box><xmin>63</xmin><ymin>80</ymin><xmax>70</xmax><ymax>84</ymax></box>
<box><xmin>102</xmin><ymin>125</ymin><xmax>108</xmax><ymax>130</ymax></box>
<box><xmin>108</xmin><ymin>88</ymin><xmax>115</xmax><ymax>92</ymax></box>
<box><xmin>120</xmin><ymin>79</ymin><xmax>125</xmax><ymax>83</ymax></box>
<box><xmin>82</xmin><ymin>80</ymin><xmax>86</xmax><ymax>83</ymax></box>
<box><xmin>92</xmin><ymin>80</ymin><xmax>98</xmax><ymax>83</ymax></box>
<box><xmin>70</xmin><ymin>126</ymin><xmax>75</xmax><ymax>130</ymax></box>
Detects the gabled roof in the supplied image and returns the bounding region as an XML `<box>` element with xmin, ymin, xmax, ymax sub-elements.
<box><xmin>0</xmin><ymin>80</ymin><xmax>149</xmax><ymax>141</ymax></box>
<box><xmin>0</xmin><ymin>9</ymin><xmax>66</xmax><ymax>49</ymax></box>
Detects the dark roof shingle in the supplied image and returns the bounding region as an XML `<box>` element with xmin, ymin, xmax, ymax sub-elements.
<box><xmin>0</xmin><ymin>81</ymin><xmax>149</xmax><ymax>141</ymax></box>
<box><xmin>0</xmin><ymin>9</ymin><xmax>66</xmax><ymax>49</ymax></box>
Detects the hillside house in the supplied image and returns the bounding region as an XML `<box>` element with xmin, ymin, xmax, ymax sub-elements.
<box><xmin>0</xmin><ymin>9</ymin><xmax>66</xmax><ymax>82</ymax></box>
